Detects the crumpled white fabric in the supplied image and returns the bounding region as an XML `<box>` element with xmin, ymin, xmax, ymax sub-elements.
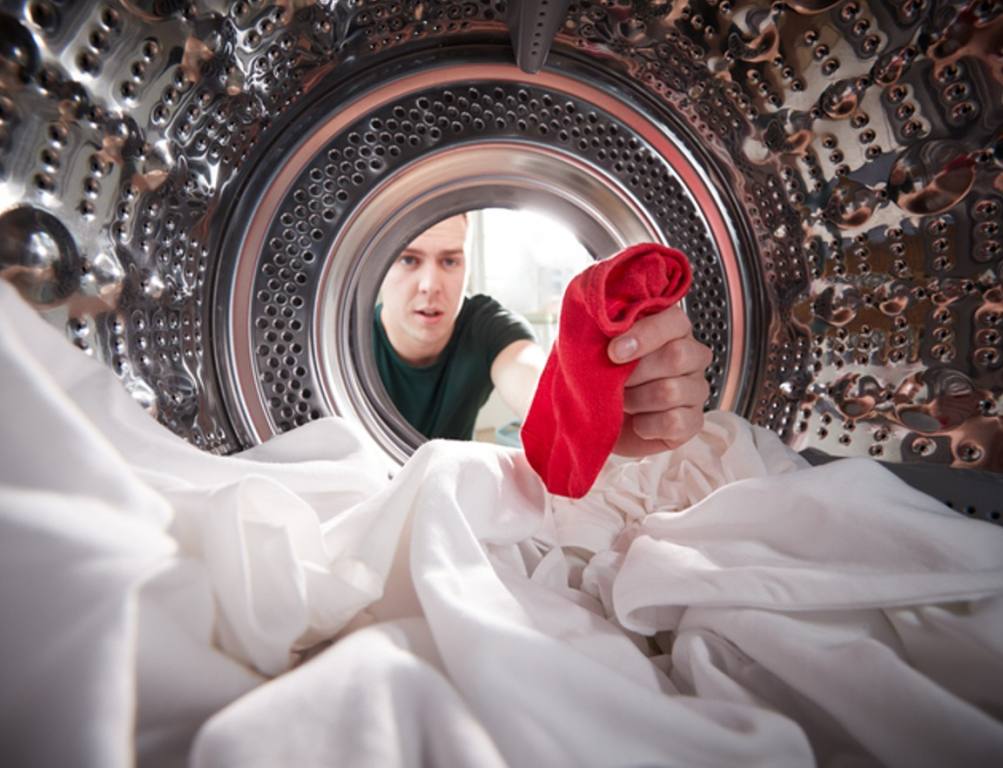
<box><xmin>552</xmin><ymin>411</ymin><xmax>1003</xmax><ymax>767</ymax></box>
<box><xmin>2</xmin><ymin>278</ymin><xmax>1002</xmax><ymax>768</ymax></box>
<box><xmin>0</xmin><ymin>279</ymin><xmax>395</xmax><ymax>765</ymax></box>
<box><xmin>194</xmin><ymin>437</ymin><xmax>812</xmax><ymax>768</ymax></box>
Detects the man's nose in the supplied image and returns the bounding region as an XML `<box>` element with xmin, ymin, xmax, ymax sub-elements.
<box><xmin>416</xmin><ymin>263</ymin><xmax>441</xmax><ymax>293</ymax></box>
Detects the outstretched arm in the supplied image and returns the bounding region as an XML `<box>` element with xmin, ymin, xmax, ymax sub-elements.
<box><xmin>490</xmin><ymin>339</ymin><xmax>547</xmax><ymax>420</ymax></box>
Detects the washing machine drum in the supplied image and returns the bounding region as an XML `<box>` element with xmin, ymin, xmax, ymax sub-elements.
<box><xmin>1</xmin><ymin>1</ymin><xmax>1001</xmax><ymax>510</ymax></box>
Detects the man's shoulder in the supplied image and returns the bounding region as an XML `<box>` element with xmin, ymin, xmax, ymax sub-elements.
<box><xmin>461</xmin><ymin>293</ymin><xmax>510</xmax><ymax>320</ymax></box>
<box><xmin>456</xmin><ymin>294</ymin><xmax>535</xmax><ymax>350</ymax></box>
<box><xmin>457</xmin><ymin>294</ymin><xmax>525</xmax><ymax>336</ymax></box>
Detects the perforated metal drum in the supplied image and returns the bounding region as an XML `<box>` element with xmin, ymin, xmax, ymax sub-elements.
<box><xmin>1</xmin><ymin>0</ymin><xmax>1001</xmax><ymax>520</ymax></box>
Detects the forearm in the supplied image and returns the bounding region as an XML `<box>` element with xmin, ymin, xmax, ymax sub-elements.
<box><xmin>490</xmin><ymin>340</ymin><xmax>546</xmax><ymax>420</ymax></box>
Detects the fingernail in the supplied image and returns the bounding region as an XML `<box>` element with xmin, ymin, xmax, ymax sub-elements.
<box><xmin>612</xmin><ymin>336</ymin><xmax>637</xmax><ymax>362</ymax></box>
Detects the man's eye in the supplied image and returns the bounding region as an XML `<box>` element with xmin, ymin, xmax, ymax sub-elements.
<box><xmin>399</xmin><ymin>255</ymin><xmax>417</xmax><ymax>266</ymax></box>
<box><xmin>443</xmin><ymin>257</ymin><xmax>460</xmax><ymax>268</ymax></box>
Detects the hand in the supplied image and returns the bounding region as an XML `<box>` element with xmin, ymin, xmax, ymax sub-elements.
<box><xmin>607</xmin><ymin>304</ymin><xmax>713</xmax><ymax>457</ymax></box>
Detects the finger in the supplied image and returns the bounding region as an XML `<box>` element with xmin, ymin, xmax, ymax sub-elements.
<box><xmin>624</xmin><ymin>336</ymin><xmax>714</xmax><ymax>387</ymax></box>
<box><xmin>630</xmin><ymin>406</ymin><xmax>705</xmax><ymax>447</ymax></box>
<box><xmin>611</xmin><ymin>428</ymin><xmax>668</xmax><ymax>458</ymax></box>
<box><xmin>608</xmin><ymin>304</ymin><xmax>691</xmax><ymax>364</ymax></box>
<box><xmin>611</xmin><ymin>407</ymin><xmax>705</xmax><ymax>457</ymax></box>
<box><xmin>622</xmin><ymin>371</ymin><xmax>710</xmax><ymax>415</ymax></box>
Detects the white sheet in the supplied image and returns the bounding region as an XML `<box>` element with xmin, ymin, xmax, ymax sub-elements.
<box><xmin>1</xmin><ymin>279</ymin><xmax>1001</xmax><ymax>768</ymax></box>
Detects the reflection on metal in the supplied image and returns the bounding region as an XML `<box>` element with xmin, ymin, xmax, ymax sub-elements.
<box><xmin>0</xmin><ymin>1</ymin><xmax>1001</xmax><ymax>484</ymax></box>
<box><xmin>507</xmin><ymin>0</ymin><xmax>572</xmax><ymax>73</ymax></box>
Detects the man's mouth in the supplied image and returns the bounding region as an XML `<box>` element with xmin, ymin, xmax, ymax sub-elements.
<box><xmin>412</xmin><ymin>307</ymin><xmax>445</xmax><ymax>324</ymax></box>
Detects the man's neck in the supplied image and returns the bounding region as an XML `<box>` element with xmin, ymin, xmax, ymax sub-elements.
<box><xmin>381</xmin><ymin>316</ymin><xmax>448</xmax><ymax>367</ymax></box>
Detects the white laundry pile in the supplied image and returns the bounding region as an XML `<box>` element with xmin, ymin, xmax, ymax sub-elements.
<box><xmin>1</xmin><ymin>278</ymin><xmax>1002</xmax><ymax>768</ymax></box>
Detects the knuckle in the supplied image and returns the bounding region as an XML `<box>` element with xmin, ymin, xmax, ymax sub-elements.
<box><xmin>699</xmin><ymin>343</ymin><xmax>715</xmax><ymax>369</ymax></box>
<box><xmin>675</xmin><ymin>309</ymin><xmax>693</xmax><ymax>336</ymax></box>
<box><xmin>658</xmin><ymin>377</ymin><xmax>677</xmax><ymax>404</ymax></box>
<box><xmin>696</xmin><ymin>376</ymin><xmax>711</xmax><ymax>405</ymax></box>
<box><xmin>666</xmin><ymin>408</ymin><xmax>687</xmax><ymax>435</ymax></box>
<box><xmin>674</xmin><ymin>413</ymin><xmax>702</xmax><ymax>445</ymax></box>
<box><xmin>670</xmin><ymin>343</ymin><xmax>688</xmax><ymax>372</ymax></box>
<box><xmin>678</xmin><ymin>342</ymin><xmax>694</xmax><ymax>372</ymax></box>
<box><xmin>677</xmin><ymin>339</ymin><xmax>710</xmax><ymax>374</ymax></box>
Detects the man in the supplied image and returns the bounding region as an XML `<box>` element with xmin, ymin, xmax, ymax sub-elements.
<box><xmin>373</xmin><ymin>213</ymin><xmax>713</xmax><ymax>456</ymax></box>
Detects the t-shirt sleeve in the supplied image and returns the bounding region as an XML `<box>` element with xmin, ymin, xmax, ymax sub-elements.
<box><xmin>468</xmin><ymin>295</ymin><xmax>537</xmax><ymax>366</ymax></box>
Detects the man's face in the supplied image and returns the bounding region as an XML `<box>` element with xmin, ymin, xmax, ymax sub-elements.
<box><xmin>378</xmin><ymin>214</ymin><xmax>469</xmax><ymax>365</ymax></box>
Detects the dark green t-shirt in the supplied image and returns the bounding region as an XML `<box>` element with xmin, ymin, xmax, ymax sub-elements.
<box><xmin>373</xmin><ymin>294</ymin><xmax>536</xmax><ymax>440</ymax></box>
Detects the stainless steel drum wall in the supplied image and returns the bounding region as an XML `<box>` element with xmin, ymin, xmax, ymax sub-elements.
<box><xmin>0</xmin><ymin>0</ymin><xmax>1001</xmax><ymax>480</ymax></box>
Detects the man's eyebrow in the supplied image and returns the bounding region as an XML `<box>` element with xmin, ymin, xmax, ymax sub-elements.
<box><xmin>439</xmin><ymin>249</ymin><xmax>465</xmax><ymax>258</ymax></box>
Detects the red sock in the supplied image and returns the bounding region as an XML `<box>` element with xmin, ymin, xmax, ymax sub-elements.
<box><xmin>520</xmin><ymin>243</ymin><xmax>692</xmax><ymax>498</ymax></box>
